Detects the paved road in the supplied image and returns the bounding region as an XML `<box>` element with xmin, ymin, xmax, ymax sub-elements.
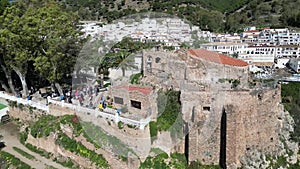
<box><xmin>0</xmin><ymin>122</ymin><xmax>68</xmax><ymax>169</ymax></box>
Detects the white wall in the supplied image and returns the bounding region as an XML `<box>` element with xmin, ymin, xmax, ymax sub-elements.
<box><xmin>275</xmin><ymin>58</ymin><xmax>290</xmax><ymax>69</ymax></box>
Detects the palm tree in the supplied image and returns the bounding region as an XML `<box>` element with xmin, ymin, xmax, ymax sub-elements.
<box><xmin>116</xmin><ymin>51</ymin><xmax>137</xmax><ymax>77</ymax></box>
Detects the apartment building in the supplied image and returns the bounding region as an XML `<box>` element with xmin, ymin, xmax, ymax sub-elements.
<box><xmin>200</xmin><ymin>42</ymin><xmax>248</xmax><ymax>56</ymax></box>
<box><xmin>239</xmin><ymin>45</ymin><xmax>276</xmax><ymax>66</ymax></box>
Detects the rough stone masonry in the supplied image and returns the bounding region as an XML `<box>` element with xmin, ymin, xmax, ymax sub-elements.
<box><xmin>142</xmin><ymin>48</ymin><xmax>296</xmax><ymax>168</ymax></box>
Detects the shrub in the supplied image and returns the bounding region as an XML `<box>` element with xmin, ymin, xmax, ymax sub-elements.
<box><xmin>81</xmin><ymin>121</ymin><xmax>137</xmax><ymax>159</ymax></box>
<box><xmin>18</xmin><ymin>103</ymin><xmax>25</xmax><ymax>110</ymax></box>
<box><xmin>56</xmin><ymin>133</ymin><xmax>109</xmax><ymax>168</ymax></box>
<box><xmin>8</xmin><ymin>100</ymin><xmax>17</xmax><ymax>108</ymax></box>
<box><xmin>127</xmin><ymin>124</ymin><xmax>135</xmax><ymax>128</ymax></box>
<box><xmin>30</xmin><ymin>115</ymin><xmax>59</xmax><ymax>138</ymax></box>
<box><xmin>281</xmin><ymin>82</ymin><xmax>300</xmax><ymax>142</ymax></box>
<box><xmin>139</xmin><ymin>148</ymin><xmax>169</xmax><ymax>169</ymax></box>
<box><xmin>231</xmin><ymin>79</ymin><xmax>240</xmax><ymax>88</ymax></box>
<box><xmin>118</xmin><ymin>121</ymin><xmax>124</xmax><ymax>129</ymax></box>
<box><xmin>218</xmin><ymin>78</ymin><xmax>226</xmax><ymax>83</ymax></box>
<box><xmin>46</xmin><ymin>165</ymin><xmax>58</xmax><ymax>169</ymax></box>
<box><xmin>19</xmin><ymin>132</ymin><xmax>28</xmax><ymax>144</ymax></box>
<box><xmin>187</xmin><ymin>161</ymin><xmax>221</xmax><ymax>169</ymax></box>
<box><xmin>13</xmin><ymin>147</ymin><xmax>35</xmax><ymax>160</ymax></box>
<box><xmin>25</xmin><ymin>143</ymin><xmax>52</xmax><ymax>159</ymax></box>
<box><xmin>0</xmin><ymin>151</ymin><xmax>32</xmax><ymax>169</ymax></box>
<box><xmin>103</xmin><ymin>83</ymin><xmax>111</xmax><ymax>88</ymax></box>
<box><xmin>154</xmin><ymin>89</ymin><xmax>183</xmax><ymax>140</ymax></box>
<box><xmin>168</xmin><ymin>153</ymin><xmax>188</xmax><ymax>169</ymax></box>
<box><xmin>149</xmin><ymin>121</ymin><xmax>158</xmax><ymax>143</ymax></box>
<box><xmin>130</xmin><ymin>73</ymin><xmax>142</xmax><ymax>84</ymax></box>
<box><xmin>54</xmin><ymin>156</ymin><xmax>78</xmax><ymax>168</ymax></box>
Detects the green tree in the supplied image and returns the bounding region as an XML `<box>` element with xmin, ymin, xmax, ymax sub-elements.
<box><xmin>0</xmin><ymin>0</ymin><xmax>9</xmax><ymax>15</ymax></box>
<box><xmin>0</xmin><ymin>0</ymin><xmax>80</xmax><ymax>96</ymax></box>
<box><xmin>0</xmin><ymin>67</ymin><xmax>9</xmax><ymax>92</ymax></box>
<box><xmin>0</xmin><ymin>1</ymin><xmax>32</xmax><ymax>96</ymax></box>
<box><xmin>0</xmin><ymin>54</ymin><xmax>14</xmax><ymax>93</ymax></box>
<box><xmin>77</xmin><ymin>37</ymin><xmax>112</xmax><ymax>87</ymax></box>
<box><xmin>100</xmin><ymin>37</ymin><xmax>159</xmax><ymax>78</ymax></box>
<box><xmin>31</xmin><ymin>1</ymin><xmax>81</xmax><ymax>95</ymax></box>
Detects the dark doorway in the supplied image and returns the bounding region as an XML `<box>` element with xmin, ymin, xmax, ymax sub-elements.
<box><xmin>184</xmin><ymin>122</ymin><xmax>189</xmax><ymax>164</ymax></box>
<box><xmin>219</xmin><ymin>107</ymin><xmax>227</xmax><ymax>169</ymax></box>
<box><xmin>130</xmin><ymin>100</ymin><xmax>141</xmax><ymax>109</ymax></box>
<box><xmin>0</xmin><ymin>142</ymin><xmax>5</xmax><ymax>149</ymax></box>
<box><xmin>203</xmin><ymin>106</ymin><xmax>211</xmax><ymax>111</ymax></box>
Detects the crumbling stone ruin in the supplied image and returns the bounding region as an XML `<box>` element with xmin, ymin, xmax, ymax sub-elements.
<box><xmin>141</xmin><ymin>48</ymin><xmax>297</xmax><ymax>168</ymax></box>
<box><xmin>4</xmin><ymin>46</ymin><xmax>296</xmax><ymax>169</ymax></box>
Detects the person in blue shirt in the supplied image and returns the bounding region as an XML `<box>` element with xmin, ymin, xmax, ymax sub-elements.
<box><xmin>117</xmin><ymin>109</ymin><xmax>121</xmax><ymax>116</ymax></box>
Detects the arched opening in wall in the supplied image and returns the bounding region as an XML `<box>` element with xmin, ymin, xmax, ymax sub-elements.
<box><xmin>219</xmin><ymin>107</ymin><xmax>227</xmax><ymax>169</ymax></box>
<box><xmin>146</xmin><ymin>55</ymin><xmax>152</xmax><ymax>73</ymax></box>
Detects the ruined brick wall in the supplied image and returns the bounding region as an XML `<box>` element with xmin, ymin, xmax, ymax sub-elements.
<box><xmin>8</xmin><ymin>107</ymin><xmax>45</xmax><ymax>123</ymax></box>
<box><xmin>143</xmin><ymin>49</ymin><xmax>248</xmax><ymax>90</ymax></box>
<box><xmin>224</xmin><ymin>89</ymin><xmax>283</xmax><ymax>168</ymax></box>
<box><xmin>49</xmin><ymin>104</ymin><xmax>76</xmax><ymax>116</ymax></box>
<box><xmin>181</xmin><ymin>90</ymin><xmax>224</xmax><ymax>164</ymax></box>
<box><xmin>111</xmin><ymin>86</ymin><xmax>154</xmax><ymax>118</ymax></box>
<box><xmin>143</xmin><ymin>49</ymin><xmax>285</xmax><ymax>168</ymax></box>
<box><xmin>183</xmin><ymin>89</ymin><xmax>284</xmax><ymax>168</ymax></box>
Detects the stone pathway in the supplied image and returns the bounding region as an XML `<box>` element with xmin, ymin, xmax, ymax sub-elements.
<box><xmin>0</xmin><ymin>122</ymin><xmax>68</xmax><ymax>169</ymax></box>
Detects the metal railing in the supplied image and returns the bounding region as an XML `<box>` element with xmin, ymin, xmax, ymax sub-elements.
<box><xmin>0</xmin><ymin>92</ymin><xmax>49</xmax><ymax>112</ymax></box>
<box><xmin>0</xmin><ymin>92</ymin><xmax>150</xmax><ymax>129</ymax></box>
<box><xmin>48</xmin><ymin>99</ymin><xmax>151</xmax><ymax>129</ymax></box>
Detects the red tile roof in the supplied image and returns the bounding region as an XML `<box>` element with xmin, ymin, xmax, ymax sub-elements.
<box><xmin>116</xmin><ymin>85</ymin><xmax>152</xmax><ymax>95</ymax></box>
<box><xmin>188</xmin><ymin>49</ymin><xmax>248</xmax><ymax>67</ymax></box>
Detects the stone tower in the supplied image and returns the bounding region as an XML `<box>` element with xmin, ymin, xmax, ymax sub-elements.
<box><xmin>142</xmin><ymin>48</ymin><xmax>289</xmax><ymax>168</ymax></box>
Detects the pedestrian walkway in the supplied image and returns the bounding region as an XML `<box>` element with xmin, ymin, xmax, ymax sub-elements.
<box><xmin>0</xmin><ymin>123</ymin><xmax>68</xmax><ymax>169</ymax></box>
<box><xmin>0</xmin><ymin>91</ymin><xmax>151</xmax><ymax>129</ymax></box>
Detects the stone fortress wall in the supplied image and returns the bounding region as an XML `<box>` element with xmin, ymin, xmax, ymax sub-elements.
<box><xmin>142</xmin><ymin>48</ymin><xmax>294</xmax><ymax>168</ymax></box>
<box><xmin>2</xmin><ymin>46</ymin><xmax>295</xmax><ymax>168</ymax></box>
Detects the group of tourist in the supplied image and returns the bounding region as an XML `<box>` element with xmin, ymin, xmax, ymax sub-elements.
<box><xmin>73</xmin><ymin>86</ymin><xmax>101</xmax><ymax>107</ymax></box>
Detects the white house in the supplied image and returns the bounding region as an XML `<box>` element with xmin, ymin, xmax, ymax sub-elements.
<box><xmin>274</xmin><ymin>58</ymin><xmax>290</xmax><ymax>69</ymax></box>
<box><xmin>276</xmin><ymin>45</ymin><xmax>300</xmax><ymax>58</ymax></box>
<box><xmin>249</xmin><ymin>64</ymin><xmax>263</xmax><ymax>73</ymax></box>
<box><xmin>200</xmin><ymin>42</ymin><xmax>248</xmax><ymax>56</ymax></box>
<box><xmin>239</xmin><ymin>45</ymin><xmax>276</xmax><ymax>66</ymax></box>
<box><xmin>241</xmin><ymin>30</ymin><xmax>260</xmax><ymax>38</ymax></box>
